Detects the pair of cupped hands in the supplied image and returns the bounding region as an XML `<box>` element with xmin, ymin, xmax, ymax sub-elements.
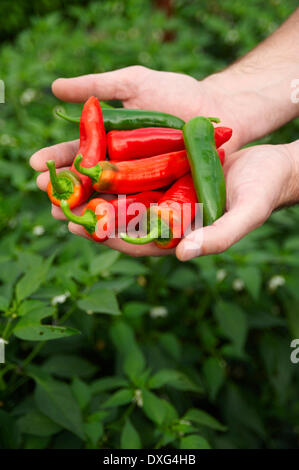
<box><xmin>30</xmin><ymin>66</ymin><xmax>298</xmax><ymax>260</ymax></box>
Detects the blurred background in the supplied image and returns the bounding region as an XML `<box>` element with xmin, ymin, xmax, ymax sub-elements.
<box><xmin>0</xmin><ymin>0</ymin><xmax>299</xmax><ymax>450</ymax></box>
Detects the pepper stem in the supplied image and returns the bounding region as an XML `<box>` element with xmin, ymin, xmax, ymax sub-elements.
<box><xmin>55</xmin><ymin>110</ymin><xmax>80</xmax><ymax>124</ymax></box>
<box><xmin>74</xmin><ymin>155</ymin><xmax>102</xmax><ymax>183</ymax></box>
<box><xmin>60</xmin><ymin>200</ymin><xmax>97</xmax><ymax>234</ymax></box>
<box><xmin>208</xmin><ymin>117</ymin><xmax>221</xmax><ymax>123</ymax></box>
<box><xmin>47</xmin><ymin>160</ymin><xmax>69</xmax><ymax>194</ymax></box>
<box><xmin>120</xmin><ymin>216</ymin><xmax>161</xmax><ymax>245</ymax></box>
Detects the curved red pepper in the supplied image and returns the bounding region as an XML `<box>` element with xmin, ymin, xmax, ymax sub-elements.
<box><xmin>60</xmin><ymin>191</ymin><xmax>163</xmax><ymax>242</ymax></box>
<box><xmin>121</xmin><ymin>174</ymin><xmax>198</xmax><ymax>249</ymax></box>
<box><xmin>73</xmin><ymin>150</ymin><xmax>190</xmax><ymax>194</ymax></box>
<box><xmin>47</xmin><ymin>96</ymin><xmax>106</xmax><ymax>209</ymax></box>
<box><xmin>107</xmin><ymin>126</ymin><xmax>232</xmax><ymax>161</ymax></box>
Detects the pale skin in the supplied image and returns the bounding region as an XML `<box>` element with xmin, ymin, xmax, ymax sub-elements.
<box><xmin>30</xmin><ymin>9</ymin><xmax>299</xmax><ymax>261</ymax></box>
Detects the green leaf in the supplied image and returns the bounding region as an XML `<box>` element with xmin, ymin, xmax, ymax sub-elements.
<box><xmin>42</xmin><ymin>355</ymin><xmax>97</xmax><ymax>378</ymax></box>
<box><xmin>237</xmin><ymin>266</ymin><xmax>262</xmax><ymax>299</ymax></box>
<box><xmin>123</xmin><ymin>348</ymin><xmax>146</xmax><ymax>383</ymax></box>
<box><xmin>34</xmin><ymin>377</ymin><xmax>84</xmax><ymax>439</ymax></box>
<box><xmin>89</xmin><ymin>250</ymin><xmax>120</xmax><ymax>276</ymax></box>
<box><xmin>84</xmin><ymin>422</ymin><xmax>103</xmax><ymax>446</ymax></box>
<box><xmin>148</xmin><ymin>369</ymin><xmax>202</xmax><ymax>393</ymax></box>
<box><xmin>18</xmin><ymin>410</ymin><xmax>62</xmax><ymax>437</ymax></box>
<box><xmin>91</xmin><ymin>377</ymin><xmax>129</xmax><ymax>395</ymax></box>
<box><xmin>214</xmin><ymin>301</ymin><xmax>248</xmax><ymax>353</ymax></box>
<box><xmin>180</xmin><ymin>434</ymin><xmax>211</xmax><ymax>449</ymax></box>
<box><xmin>183</xmin><ymin>408</ymin><xmax>227</xmax><ymax>431</ymax></box>
<box><xmin>121</xmin><ymin>419</ymin><xmax>142</xmax><ymax>449</ymax></box>
<box><xmin>77</xmin><ymin>288</ymin><xmax>121</xmax><ymax>315</ymax></box>
<box><xmin>14</xmin><ymin>324</ymin><xmax>80</xmax><ymax>341</ymax></box>
<box><xmin>142</xmin><ymin>390</ymin><xmax>167</xmax><ymax>425</ymax></box>
<box><xmin>110</xmin><ymin>259</ymin><xmax>149</xmax><ymax>275</ymax></box>
<box><xmin>101</xmin><ymin>389</ymin><xmax>134</xmax><ymax>409</ymax></box>
<box><xmin>71</xmin><ymin>378</ymin><xmax>91</xmax><ymax>410</ymax></box>
<box><xmin>202</xmin><ymin>357</ymin><xmax>225</xmax><ymax>400</ymax></box>
<box><xmin>16</xmin><ymin>256</ymin><xmax>52</xmax><ymax>302</ymax></box>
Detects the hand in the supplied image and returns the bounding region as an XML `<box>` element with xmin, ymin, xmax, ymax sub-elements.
<box><xmin>30</xmin><ymin>66</ymin><xmax>298</xmax><ymax>258</ymax></box>
<box><xmin>176</xmin><ymin>141</ymin><xmax>299</xmax><ymax>260</ymax></box>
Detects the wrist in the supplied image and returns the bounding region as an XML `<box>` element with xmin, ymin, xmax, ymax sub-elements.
<box><xmin>285</xmin><ymin>140</ymin><xmax>299</xmax><ymax>206</ymax></box>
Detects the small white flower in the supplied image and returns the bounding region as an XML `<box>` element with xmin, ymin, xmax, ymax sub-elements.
<box><xmin>150</xmin><ymin>306</ymin><xmax>168</xmax><ymax>319</ymax></box>
<box><xmin>134</xmin><ymin>389</ymin><xmax>143</xmax><ymax>407</ymax></box>
<box><xmin>233</xmin><ymin>278</ymin><xmax>245</xmax><ymax>291</ymax></box>
<box><xmin>32</xmin><ymin>225</ymin><xmax>45</xmax><ymax>236</ymax></box>
<box><xmin>226</xmin><ymin>29</ymin><xmax>239</xmax><ymax>44</ymax></box>
<box><xmin>268</xmin><ymin>275</ymin><xmax>285</xmax><ymax>292</ymax></box>
<box><xmin>179</xmin><ymin>419</ymin><xmax>191</xmax><ymax>426</ymax></box>
<box><xmin>51</xmin><ymin>291</ymin><xmax>70</xmax><ymax>306</ymax></box>
<box><xmin>20</xmin><ymin>88</ymin><xmax>36</xmax><ymax>105</ymax></box>
<box><xmin>216</xmin><ymin>269</ymin><xmax>227</xmax><ymax>282</ymax></box>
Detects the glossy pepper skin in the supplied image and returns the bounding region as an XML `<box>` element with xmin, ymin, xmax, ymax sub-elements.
<box><xmin>73</xmin><ymin>150</ymin><xmax>190</xmax><ymax>194</ymax></box>
<box><xmin>121</xmin><ymin>174</ymin><xmax>198</xmax><ymax>249</ymax></box>
<box><xmin>60</xmin><ymin>191</ymin><xmax>162</xmax><ymax>242</ymax></box>
<box><xmin>47</xmin><ymin>96</ymin><xmax>106</xmax><ymax>209</ymax></box>
<box><xmin>107</xmin><ymin>126</ymin><xmax>232</xmax><ymax>161</ymax></box>
<box><xmin>56</xmin><ymin>108</ymin><xmax>185</xmax><ymax>131</ymax></box>
<box><xmin>183</xmin><ymin>116</ymin><xmax>226</xmax><ymax>226</ymax></box>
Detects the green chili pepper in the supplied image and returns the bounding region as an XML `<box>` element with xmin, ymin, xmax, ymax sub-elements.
<box><xmin>56</xmin><ymin>108</ymin><xmax>185</xmax><ymax>131</ymax></box>
<box><xmin>183</xmin><ymin>116</ymin><xmax>226</xmax><ymax>226</ymax></box>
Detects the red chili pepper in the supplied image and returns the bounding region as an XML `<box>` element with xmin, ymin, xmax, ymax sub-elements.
<box><xmin>73</xmin><ymin>150</ymin><xmax>190</xmax><ymax>194</ymax></box>
<box><xmin>47</xmin><ymin>96</ymin><xmax>106</xmax><ymax>209</ymax></box>
<box><xmin>60</xmin><ymin>191</ymin><xmax>162</xmax><ymax>242</ymax></box>
<box><xmin>217</xmin><ymin>148</ymin><xmax>225</xmax><ymax>165</ymax></box>
<box><xmin>121</xmin><ymin>174</ymin><xmax>198</xmax><ymax>249</ymax></box>
<box><xmin>107</xmin><ymin>126</ymin><xmax>232</xmax><ymax>161</ymax></box>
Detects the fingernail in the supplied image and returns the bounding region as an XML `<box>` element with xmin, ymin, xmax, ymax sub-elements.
<box><xmin>176</xmin><ymin>239</ymin><xmax>201</xmax><ymax>261</ymax></box>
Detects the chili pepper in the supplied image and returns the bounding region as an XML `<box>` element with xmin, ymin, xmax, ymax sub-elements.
<box><xmin>60</xmin><ymin>191</ymin><xmax>162</xmax><ymax>242</ymax></box>
<box><xmin>217</xmin><ymin>148</ymin><xmax>225</xmax><ymax>165</ymax></box>
<box><xmin>56</xmin><ymin>108</ymin><xmax>185</xmax><ymax>131</ymax></box>
<box><xmin>47</xmin><ymin>96</ymin><xmax>106</xmax><ymax>209</ymax></box>
<box><xmin>121</xmin><ymin>174</ymin><xmax>198</xmax><ymax>249</ymax></box>
<box><xmin>73</xmin><ymin>150</ymin><xmax>190</xmax><ymax>194</ymax></box>
<box><xmin>107</xmin><ymin>126</ymin><xmax>232</xmax><ymax>161</ymax></box>
<box><xmin>183</xmin><ymin>116</ymin><xmax>226</xmax><ymax>226</ymax></box>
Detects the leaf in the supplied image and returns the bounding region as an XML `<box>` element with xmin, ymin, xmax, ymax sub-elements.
<box><xmin>77</xmin><ymin>288</ymin><xmax>121</xmax><ymax>315</ymax></box>
<box><xmin>18</xmin><ymin>410</ymin><xmax>61</xmax><ymax>437</ymax></box>
<box><xmin>91</xmin><ymin>377</ymin><xmax>129</xmax><ymax>395</ymax></box>
<box><xmin>214</xmin><ymin>301</ymin><xmax>248</xmax><ymax>353</ymax></box>
<box><xmin>101</xmin><ymin>389</ymin><xmax>134</xmax><ymax>409</ymax></box>
<box><xmin>34</xmin><ymin>377</ymin><xmax>84</xmax><ymax>439</ymax></box>
<box><xmin>142</xmin><ymin>390</ymin><xmax>167</xmax><ymax>425</ymax></box>
<box><xmin>71</xmin><ymin>378</ymin><xmax>91</xmax><ymax>410</ymax></box>
<box><xmin>123</xmin><ymin>348</ymin><xmax>146</xmax><ymax>383</ymax></box>
<box><xmin>0</xmin><ymin>295</ymin><xmax>9</xmax><ymax>311</ymax></box>
<box><xmin>180</xmin><ymin>434</ymin><xmax>211</xmax><ymax>449</ymax></box>
<box><xmin>16</xmin><ymin>256</ymin><xmax>52</xmax><ymax>302</ymax></box>
<box><xmin>14</xmin><ymin>324</ymin><xmax>80</xmax><ymax>341</ymax></box>
<box><xmin>183</xmin><ymin>408</ymin><xmax>227</xmax><ymax>431</ymax></box>
<box><xmin>84</xmin><ymin>422</ymin><xmax>103</xmax><ymax>446</ymax></box>
<box><xmin>89</xmin><ymin>250</ymin><xmax>120</xmax><ymax>276</ymax></box>
<box><xmin>109</xmin><ymin>259</ymin><xmax>149</xmax><ymax>275</ymax></box>
<box><xmin>121</xmin><ymin>419</ymin><xmax>142</xmax><ymax>449</ymax></box>
<box><xmin>42</xmin><ymin>355</ymin><xmax>97</xmax><ymax>378</ymax></box>
<box><xmin>202</xmin><ymin>357</ymin><xmax>225</xmax><ymax>400</ymax></box>
<box><xmin>237</xmin><ymin>266</ymin><xmax>262</xmax><ymax>299</ymax></box>
<box><xmin>148</xmin><ymin>369</ymin><xmax>203</xmax><ymax>393</ymax></box>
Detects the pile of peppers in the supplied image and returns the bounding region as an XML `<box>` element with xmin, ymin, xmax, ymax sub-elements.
<box><xmin>47</xmin><ymin>97</ymin><xmax>231</xmax><ymax>249</ymax></box>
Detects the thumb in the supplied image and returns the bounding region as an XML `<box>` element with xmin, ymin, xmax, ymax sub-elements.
<box><xmin>52</xmin><ymin>66</ymin><xmax>146</xmax><ymax>103</ymax></box>
<box><xmin>176</xmin><ymin>202</ymin><xmax>270</xmax><ymax>261</ymax></box>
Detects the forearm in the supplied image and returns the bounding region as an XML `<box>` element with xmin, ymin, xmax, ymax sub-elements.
<box><xmin>203</xmin><ymin>8</ymin><xmax>299</xmax><ymax>146</ymax></box>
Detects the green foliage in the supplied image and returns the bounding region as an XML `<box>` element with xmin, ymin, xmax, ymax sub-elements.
<box><xmin>0</xmin><ymin>0</ymin><xmax>299</xmax><ymax>450</ymax></box>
